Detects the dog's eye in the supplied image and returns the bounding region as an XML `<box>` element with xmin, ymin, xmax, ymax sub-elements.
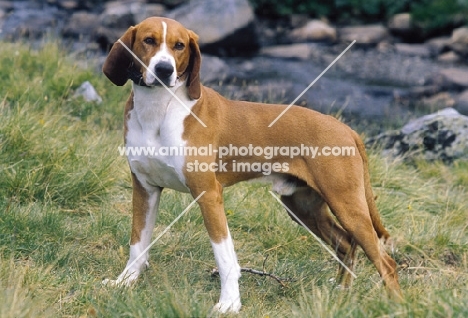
<box><xmin>144</xmin><ymin>37</ymin><xmax>155</xmax><ymax>45</ymax></box>
<box><xmin>174</xmin><ymin>42</ymin><xmax>185</xmax><ymax>50</ymax></box>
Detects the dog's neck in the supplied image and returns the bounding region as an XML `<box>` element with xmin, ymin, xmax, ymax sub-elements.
<box><xmin>127</xmin><ymin>67</ymin><xmax>148</xmax><ymax>87</ymax></box>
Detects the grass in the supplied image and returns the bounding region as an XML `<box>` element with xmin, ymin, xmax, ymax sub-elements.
<box><xmin>0</xmin><ymin>41</ymin><xmax>467</xmax><ymax>317</ymax></box>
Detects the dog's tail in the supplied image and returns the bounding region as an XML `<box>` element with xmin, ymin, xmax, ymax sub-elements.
<box><xmin>353</xmin><ymin>131</ymin><xmax>391</xmax><ymax>243</ymax></box>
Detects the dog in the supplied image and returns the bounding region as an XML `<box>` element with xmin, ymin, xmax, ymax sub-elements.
<box><xmin>102</xmin><ymin>17</ymin><xmax>401</xmax><ymax>313</ymax></box>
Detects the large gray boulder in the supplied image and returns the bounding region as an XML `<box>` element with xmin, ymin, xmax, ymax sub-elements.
<box><xmin>368</xmin><ymin>108</ymin><xmax>468</xmax><ymax>162</ymax></box>
<box><xmin>166</xmin><ymin>0</ymin><xmax>258</xmax><ymax>55</ymax></box>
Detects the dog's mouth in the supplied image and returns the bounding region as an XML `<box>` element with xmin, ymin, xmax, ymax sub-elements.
<box><xmin>127</xmin><ymin>68</ymin><xmax>177</xmax><ymax>88</ymax></box>
<box><xmin>146</xmin><ymin>78</ymin><xmax>175</xmax><ymax>87</ymax></box>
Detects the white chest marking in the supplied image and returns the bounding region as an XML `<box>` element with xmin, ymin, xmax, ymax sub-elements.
<box><xmin>126</xmin><ymin>84</ymin><xmax>196</xmax><ymax>192</ymax></box>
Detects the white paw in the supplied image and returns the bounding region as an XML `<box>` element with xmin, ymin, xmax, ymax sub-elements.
<box><xmin>101</xmin><ymin>271</ymin><xmax>139</xmax><ymax>287</ymax></box>
<box><xmin>212</xmin><ymin>299</ymin><xmax>241</xmax><ymax>314</ymax></box>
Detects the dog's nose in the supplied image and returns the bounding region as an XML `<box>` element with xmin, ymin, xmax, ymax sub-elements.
<box><xmin>155</xmin><ymin>62</ymin><xmax>174</xmax><ymax>79</ymax></box>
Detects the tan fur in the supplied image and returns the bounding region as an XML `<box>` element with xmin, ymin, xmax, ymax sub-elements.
<box><xmin>129</xmin><ymin>172</ymin><xmax>150</xmax><ymax>245</ymax></box>
<box><xmin>103</xmin><ymin>17</ymin><xmax>402</xmax><ymax>299</ymax></box>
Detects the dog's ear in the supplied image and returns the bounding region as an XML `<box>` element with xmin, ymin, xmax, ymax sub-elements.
<box><xmin>102</xmin><ymin>26</ymin><xmax>136</xmax><ymax>86</ymax></box>
<box><xmin>187</xmin><ymin>30</ymin><xmax>201</xmax><ymax>100</ymax></box>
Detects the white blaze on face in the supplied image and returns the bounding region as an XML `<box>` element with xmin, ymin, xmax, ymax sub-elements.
<box><xmin>146</xmin><ymin>21</ymin><xmax>177</xmax><ymax>86</ymax></box>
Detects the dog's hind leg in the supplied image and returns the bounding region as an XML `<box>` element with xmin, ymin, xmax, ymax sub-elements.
<box><xmin>280</xmin><ymin>187</ymin><xmax>357</xmax><ymax>288</ymax></box>
<box><xmin>322</xmin><ymin>183</ymin><xmax>402</xmax><ymax>298</ymax></box>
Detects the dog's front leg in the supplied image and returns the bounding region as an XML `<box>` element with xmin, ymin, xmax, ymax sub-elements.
<box><xmin>193</xmin><ymin>182</ymin><xmax>241</xmax><ymax>313</ymax></box>
<box><xmin>104</xmin><ymin>172</ymin><xmax>162</xmax><ymax>287</ymax></box>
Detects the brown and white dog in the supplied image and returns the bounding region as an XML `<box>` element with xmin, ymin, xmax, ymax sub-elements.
<box><xmin>102</xmin><ymin>17</ymin><xmax>401</xmax><ymax>313</ymax></box>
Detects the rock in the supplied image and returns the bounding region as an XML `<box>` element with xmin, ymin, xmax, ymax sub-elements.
<box><xmin>149</xmin><ymin>0</ymin><xmax>188</xmax><ymax>8</ymax></box>
<box><xmin>455</xmin><ymin>90</ymin><xmax>468</xmax><ymax>115</ymax></box>
<box><xmin>0</xmin><ymin>1</ymin><xmax>13</xmax><ymax>24</ymax></box>
<box><xmin>368</xmin><ymin>108</ymin><xmax>468</xmax><ymax>161</ymax></box>
<box><xmin>333</xmin><ymin>48</ymin><xmax>439</xmax><ymax>87</ymax></box>
<box><xmin>200</xmin><ymin>55</ymin><xmax>230</xmax><ymax>83</ymax></box>
<box><xmin>439</xmin><ymin>68</ymin><xmax>468</xmax><ymax>88</ymax></box>
<box><xmin>0</xmin><ymin>1</ymin><xmax>13</xmax><ymax>12</ymax></box>
<box><xmin>387</xmin><ymin>12</ymin><xmax>417</xmax><ymax>40</ymax></box>
<box><xmin>450</xmin><ymin>27</ymin><xmax>468</xmax><ymax>57</ymax></box>
<box><xmin>259</xmin><ymin>43</ymin><xmax>315</xmax><ymax>60</ymax></box>
<box><xmin>73</xmin><ymin>81</ymin><xmax>102</xmax><ymax>104</ymax></box>
<box><xmin>393</xmin><ymin>85</ymin><xmax>441</xmax><ymax>101</ymax></box>
<box><xmin>437</xmin><ymin>51</ymin><xmax>461</xmax><ymax>63</ymax></box>
<box><xmin>166</xmin><ymin>0</ymin><xmax>258</xmax><ymax>55</ymax></box>
<box><xmin>63</xmin><ymin>12</ymin><xmax>100</xmax><ymax>38</ymax></box>
<box><xmin>419</xmin><ymin>92</ymin><xmax>455</xmax><ymax>111</ymax></box>
<box><xmin>376</xmin><ymin>41</ymin><xmax>393</xmax><ymax>53</ymax></box>
<box><xmin>95</xmin><ymin>27</ymin><xmax>127</xmax><ymax>50</ymax></box>
<box><xmin>290</xmin><ymin>19</ymin><xmax>336</xmax><ymax>43</ymax></box>
<box><xmin>133</xmin><ymin>4</ymin><xmax>166</xmax><ymax>23</ymax></box>
<box><xmin>56</xmin><ymin>0</ymin><xmax>80</xmax><ymax>10</ymax></box>
<box><xmin>339</xmin><ymin>24</ymin><xmax>390</xmax><ymax>45</ymax></box>
<box><xmin>394</xmin><ymin>43</ymin><xmax>431</xmax><ymax>58</ymax></box>
<box><xmin>289</xmin><ymin>14</ymin><xmax>310</xmax><ymax>28</ymax></box>
<box><xmin>426</xmin><ymin>36</ymin><xmax>451</xmax><ymax>56</ymax></box>
<box><xmin>0</xmin><ymin>4</ymin><xmax>67</xmax><ymax>40</ymax></box>
<box><xmin>388</xmin><ymin>13</ymin><xmax>412</xmax><ymax>32</ymax></box>
<box><xmin>100</xmin><ymin>0</ymin><xmax>143</xmax><ymax>28</ymax></box>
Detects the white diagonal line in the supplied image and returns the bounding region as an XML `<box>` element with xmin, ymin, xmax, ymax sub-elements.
<box><xmin>122</xmin><ymin>191</ymin><xmax>206</xmax><ymax>273</ymax></box>
<box><xmin>117</xmin><ymin>39</ymin><xmax>207</xmax><ymax>128</ymax></box>
<box><xmin>268</xmin><ymin>40</ymin><xmax>356</xmax><ymax>127</ymax></box>
<box><xmin>268</xmin><ymin>191</ymin><xmax>357</xmax><ymax>279</ymax></box>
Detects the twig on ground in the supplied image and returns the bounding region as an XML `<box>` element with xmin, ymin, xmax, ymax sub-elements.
<box><xmin>210</xmin><ymin>266</ymin><xmax>294</xmax><ymax>287</ymax></box>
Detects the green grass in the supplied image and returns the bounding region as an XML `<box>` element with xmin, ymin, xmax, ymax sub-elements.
<box><xmin>0</xmin><ymin>42</ymin><xmax>467</xmax><ymax>317</ymax></box>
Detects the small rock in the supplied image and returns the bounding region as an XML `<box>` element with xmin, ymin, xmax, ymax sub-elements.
<box><xmin>288</xmin><ymin>14</ymin><xmax>308</xmax><ymax>27</ymax></box>
<box><xmin>394</xmin><ymin>43</ymin><xmax>431</xmax><ymax>58</ymax></box>
<box><xmin>439</xmin><ymin>68</ymin><xmax>468</xmax><ymax>88</ymax></box>
<box><xmin>388</xmin><ymin>13</ymin><xmax>411</xmax><ymax>30</ymax></box>
<box><xmin>200</xmin><ymin>55</ymin><xmax>230</xmax><ymax>83</ymax></box>
<box><xmin>290</xmin><ymin>19</ymin><xmax>336</xmax><ymax>43</ymax></box>
<box><xmin>393</xmin><ymin>85</ymin><xmax>441</xmax><ymax>101</ymax></box>
<box><xmin>426</xmin><ymin>36</ymin><xmax>451</xmax><ymax>55</ymax></box>
<box><xmin>73</xmin><ymin>81</ymin><xmax>102</xmax><ymax>104</ymax></box>
<box><xmin>260</xmin><ymin>43</ymin><xmax>315</xmax><ymax>60</ymax></box>
<box><xmin>376</xmin><ymin>41</ymin><xmax>393</xmax><ymax>52</ymax></box>
<box><xmin>95</xmin><ymin>27</ymin><xmax>127</xmax><ymax>50</ymax></box>
<box><xmin>56</xmin><ymin>0</ymin><xmax>80</xmax><ymax>10</ymax></box>
<box><xmin>437</xmin><ymin>51</ymin><xmax>461</xmax><ymax>63</ymax></box>
<box><xmin>339</xmin><ymin>24</ymin><xmax>390</xmax><ymax>45</ymax></box>
<box><xmin>63</xmin><ymin>12</ymin><xmax>100</xmax><ymax>38</ymax></box>
<box><xmin>387</xmin><ymin>13</ymin><xmax>413</xmax><ymax>38</ymax></box>
<box><xmin>450</xmin><ymin>27</ymin><xmax>468</xmax><ymax>57</ymax></box>
<box><xmin>420</xmin><ymin>93</ymin><xmax>455</xmax><ymax>111</ymax></box>
<box><xmin>455</xmin><ymin>89</ymin><xmax>468</xmax><ymax>115</ymax></box>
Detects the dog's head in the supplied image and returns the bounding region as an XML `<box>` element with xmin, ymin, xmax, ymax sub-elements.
<box><xmin>102</xmin><ymin>17</ymin><xmax>201</xmax><ymax>99</ymax></box>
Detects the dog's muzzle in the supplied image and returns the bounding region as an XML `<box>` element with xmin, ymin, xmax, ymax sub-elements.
<box><xmin>154</xmin><ymin>62</ymin><xmax>174</xmax><ymax>86</ymax></box>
